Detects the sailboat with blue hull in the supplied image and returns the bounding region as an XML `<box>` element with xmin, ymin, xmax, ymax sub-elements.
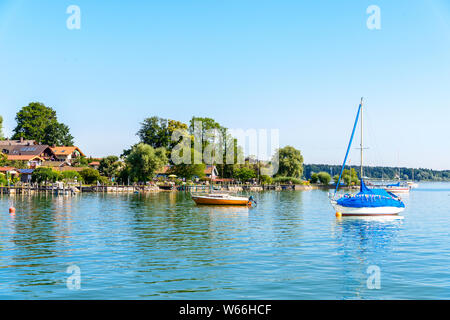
<box><xmin>330</xmin><ymin>98</ymin><xmax>406</xmax><ymax>216</ymax></box>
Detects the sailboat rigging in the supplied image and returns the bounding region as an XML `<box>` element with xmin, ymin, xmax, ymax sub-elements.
<box><xmin>330</xmin><ymin>98</ymin><xmax>406</xmax><ymax>216</ymax></box>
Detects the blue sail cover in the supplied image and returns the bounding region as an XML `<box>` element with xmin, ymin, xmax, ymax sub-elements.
<box><xmin>336</xmin><ymin>180</ymin><xmax>405</xmax><ymax>208</ymax></box>
<box><xmin>387</xmin><ymin>182</ymin><xmax>401</xmax><ymax>187</ymax></box>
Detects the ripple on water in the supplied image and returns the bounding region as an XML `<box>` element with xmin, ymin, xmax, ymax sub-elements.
<box><xmin>1</xmin><ymin>184</ymin><xmax>450</xmax><ymax>299</ymax></box>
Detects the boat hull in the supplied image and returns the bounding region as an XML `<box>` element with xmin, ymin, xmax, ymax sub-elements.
<box><xmin>192</xmin><ymin>196</ymin><xmax>249</xmax><ymax>206</ymax></box>
<box><xmin>332</xmin><ymin>203</ymin><xmax>404</xmax><ymax>216</ymax></box>
<box><xmin>384</xmin><ymin>187</ymin><xmax>410</xmax><ymax>194</ymax></box>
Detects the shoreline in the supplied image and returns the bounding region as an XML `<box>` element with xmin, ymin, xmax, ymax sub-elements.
<box><xmin>0</xmin><ymin>183</ymin><xmax>360</xmax><ymax>195</ymax></box>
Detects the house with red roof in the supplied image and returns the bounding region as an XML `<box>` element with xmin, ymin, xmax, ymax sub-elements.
<box><xmin>50</xmin><ymin>146</ymin><xmax>85</xmax><ymax>163</ymax></box>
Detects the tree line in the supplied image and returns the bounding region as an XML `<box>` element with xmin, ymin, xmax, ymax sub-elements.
<box><xmin>3</xmin><ymin>102</ymin><xmax>448</xmax><ymax>184</ymax></box>
<box><xmin>304</xmin><ymin>164</ymin><xmax>450</xmax><ymax>181</ymax></box>
<box><xmin>1</xmin><ymin>103</ymin><xmax>306</xmax><ymax>185</ymax></box>
<box><xmin>114</xmin><ymin>116</ymin><xmax>305</xmax><ymax>184</ymax></box>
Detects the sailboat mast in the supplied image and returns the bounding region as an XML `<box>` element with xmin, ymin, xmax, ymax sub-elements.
<box><xmin>360</xmin><ymin>97</ymin><xmax>364</xmax><ymax>180</ymax></box>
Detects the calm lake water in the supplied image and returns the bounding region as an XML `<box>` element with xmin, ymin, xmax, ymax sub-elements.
<box><xmin>1</xmin><ymin>182</ymin><xmax>450</xmax><ymax>299</ymax></box>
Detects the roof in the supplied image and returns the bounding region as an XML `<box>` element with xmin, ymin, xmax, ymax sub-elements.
<box><xmin>18</xmin><ymin>169</ymin><xmax>34</xmax><ymax>174</ymax></box>
<box><xmin>8</xmin><ymin>145</ymin><xmax>54</xmax><ymax>157</ymax></box>
<box><xmin>213</xmin><ymin>178</ymin><xmax>234</xmax><ymax>182</ymax></box>
<box><xmin>41</xmin><ymin>161</ymin><xmax>71</xmax><ymax>167</ymax></box>
<box><xmin>205</xmin><ymin>165</ymin><xmax>217</xmax><ymax>175</ymax></box>
<box><xmin>7</xmin><ymin>155</ymin><xmax>44</xmax><ymax>161</ymax></box>
<box><xmin>51</xmin><ymin>146</ymin><xmax>85</xmax><ymax>157</ymax></box>
<box><xmin>0</xmin><ymin>166</ymin><xmax>16</xmax><ymax>172</ymax></box>
<box><xmin>54</xmin><ymin>166</ymin><xmax>86</xmax><ymax>172</ymax></box>
<box><xmin>155</xmin><ymin>165</ymin><xmax>172</xmax><ymax>174</ymax></box>
<box><xmin>0</xmin><ymin>139</ymin><xmax>36</xmax><ymax>146</ymax></box>
<box><xmin>89</xmin><ymin>161</ymin><xmax>100</xmax><ymax>166</ymax></box>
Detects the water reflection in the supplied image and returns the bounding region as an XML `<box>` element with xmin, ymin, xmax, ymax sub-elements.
<box><xmin>1</xmin><ymin>194</ymin><xmax>79</xmax><ymax>293</ymax></box>
<box><xmin>2</xmin><ymin>185</ymin><xmax>449</xmax><ymax>299</ymax></box>
<box><xmin>332</xmin><ymin>216</ymin><xmax>403</xmax><ymax>299</ymax></box>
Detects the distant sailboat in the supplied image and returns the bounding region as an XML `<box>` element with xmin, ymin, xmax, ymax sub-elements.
<box><xmin>382</xmin><ymin>165</ymin><xmax>410</xmax><ymax>194</ymax></box>
<box><xmin>407</xmin><ymin>168</ymin><xmax>419</xmax><ymax>189</ymax></box>
<box><xmin>330</xmin><ymin>98</ymin><xmax>406</xmax><ymax>216</ymax></box>
<box><xmin>384</xmin><ymin>182</ymin><xmax>410</xmax><ymax>194</ymax></box>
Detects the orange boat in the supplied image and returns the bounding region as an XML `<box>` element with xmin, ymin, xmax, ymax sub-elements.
<box><xmin>191</xmin><ymin>193</ymin><xmax>255</xmax><ymax>206</ymax></box>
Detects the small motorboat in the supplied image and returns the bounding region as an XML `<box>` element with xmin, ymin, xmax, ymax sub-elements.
<box><xmin>191</xmin><ymin>193</ymin><xmax>256</xmax><ymax>206</ymax></box>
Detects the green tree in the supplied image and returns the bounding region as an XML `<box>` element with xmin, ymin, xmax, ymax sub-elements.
<box><xmin>99</xmin><ymin>156</ymin><xmax>121</xmax><ymax>178</ymax></box>
<box><xmin>333</xmin><ymin>174</ymin><xmax>339</xmax><ymax>184</ymax></box>
<box><xmin>317</xmin><ymin>172</ymin><xmax>331</xmax><ymax>185</ymax></box>
<box><xmin>12</xmin><ymin>102</ymin><xmax>74</xmax><ymax>145</ymax></box>
<box><xmin>135</xmin><ymin>117</ymin><xmax>189</xmax><ymax>157</ymax></box>
<box><xmin>72</xmin><ymin>156</ymin><xmax>89</xmax><ymax>167</ymax></box>
<box><xmin>60</xmin><ymin>170</ymin><xmax>82</xmax><ymax>182</ymax></box>
<box><xmin>31</xmin><ymin>167</ymin><xmax>61</xmax><ymax>184</ymax></box>
<box><xmin>0</xmin><ymin>153</ymin><xmax>7</xmax><ymax>166</ymax></box>
<box><xmin>79</xmin><ymin>168</ymin><xmax>102</xmax><ymax>184</ymax></box>
<box><xmin>171</xmin><ymin>148</ymin><xmax>206</xmax><ymax>180</ymax></box>
<box><xmin>351</xmin><ymin>176</ymin><xmax>360</xmax><ymax>186</ymax></box>
<box><xmin>43</xmin><ymin>122</ymin><xmax>74</xmax><ymax>146</ymax></box>
<box><xmin>234</xmin><ymin>167</ymin><xmax>256</xmax><ymax>182</ymax></box>
<box><xmin>171</xmin><ymin>163</ymin><xmax>206</xmax><ymax>180</ymax></box>
<box><xmin>0</xmin><ymin>173</ymin><xmax>7</xmax><ymax>186</ymax></box>
<box><xmin>310</xmin><ymin>172</ymin><xmax>319</xmax><ymax>183</ymax></box>
<box><xmin>125</xmin><ymin>143</ymin><xmax>168</xmax><ymax>182</ymax></box>
<box><xmin>137</xmin><ymin>117</ymin><xmax>170</xmax><ymax>149</ymax></box>
<box><xmin>342</xmin><ymin>168</ymin><xmax>360</xmax><ymax>186</ymax></box>
<box><xmin>0</xmin><ymin>153</ymin><xmax>27</xmax><ymax>169</ymax></box>
<box><xmin>189</xmin><ymin>117</ymin><xmax>223</xmax><ymax>149</ymax></box>
<box><xmin>117</xmin><ymin>164</ymin><xmax>132</xmax><ymax>184</ymax></box>
<box><xmin>260</xmin><ymin>175</ymin><xmax>273</xmax><ymax>185</ymax></box>
<box><xmin>167</xmin><ymin>119</ymin><xmax>189</xmax><ymax>149</ymax></box>
<box><xmin>0</xmin><ymin>115</ymin><xmax>4</xmax><ymax>140</ymax></box>
<box><xmin>274</xmin><ymin>146</ymin><xmax>304</xmax><ymax>178</ymax></box>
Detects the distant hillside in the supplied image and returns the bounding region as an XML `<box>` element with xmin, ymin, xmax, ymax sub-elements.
<box><xmin>304</xmin><ymin>164</ymin><xmax>450</xmax><ymax>181</ymax></box>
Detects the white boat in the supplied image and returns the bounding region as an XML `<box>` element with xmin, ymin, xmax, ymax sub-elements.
<box><xmin>406</xmin><ymin>181</ymin><xmax>419</xmax><ymax>189</ymax></box>
<box><xmin>329</xmin><ymin>98</ymin><xmax>406</xmax><ymax>216</ymax></box>
<box><xmin>331</xmin><ymin>201</ymin><xmax>405</xmax><ymax>216</ymax></box>
<box><xmin>384</xmin><ymin>183</ymin><xmax>410</xmax><ymax>194</ymax></box>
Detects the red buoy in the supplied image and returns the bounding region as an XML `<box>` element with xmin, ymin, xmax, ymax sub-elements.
<box><xmin>9</xmin><ymin>207</ymin><xmax>16</xmax><ymax>214</ymax></box>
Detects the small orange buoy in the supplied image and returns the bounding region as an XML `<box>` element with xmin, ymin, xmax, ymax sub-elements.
<box><xmin>335</xmin><ymin>211</ymin><xmax>342</xmax><ymax>218</ymax></box>
<box><xmin>9</xmin><ymin>207</ymin><xmax>16</xmax><ymax>214</ymax></box>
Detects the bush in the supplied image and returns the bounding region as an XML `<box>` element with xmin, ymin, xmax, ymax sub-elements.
<box><xmin>99</xmin><ymin>176</ymin><xmax>110</xmax><ymax>185</ymax></box>
<box><xmin>32</xmin><ymin>167</ymin><xmax>61</xmax><ymax>184</ymax></box>
<box><xmin>79</xmin><ymin>168</ymin><xmax>102</xmax><ymax>185</ymax></box>
<box><xmin>273</xmin><ymin>176</ymin><xmax>302</xmax><ymax>184</ymax></box>
<box><xmin>72</xmin><ymin>156</ymin><xmax>89</xmax><ymax>167</ymax></box>
<box><xmin>333</xmin><ymin>175</ymin><xmax>339</xmax><ymax>184</ymax></box>
<box><xmin>310</xmin><ymin>173</ymin><xmax>319</xmax><ymax>184</ymax></box>
<box><xmin>317</xmin><ymin>172</ymin><xmax>332</xmax><ymax>185</ymax></box>
<box><xmin>60</xmin><ymin>170</ymin><xmax>82</xmax><ymax>182</ymax></box>
<box><xmin>0</xmin><ymin>173</ymin><xmax>7</xmax><ymax>186</ymax></box>
<box><xmin>260</xmin><ymin>175</ymin><xmax>273</xmax><ymax>185</ymax></box>
<box><xmin>342</xmin><ymin>168</ymin><xmax>360</xmax><ymax>185</ymax></box>
<box><xmin>234</xmin><ymin>167</ymin><xmax>256</xmax><ymax>182</ymax></box>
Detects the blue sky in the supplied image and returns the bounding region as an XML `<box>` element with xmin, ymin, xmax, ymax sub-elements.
<box><xmin>1</xmin><ymin>0</ymin><xmax>449</xmax><ymax>169</ymax></box>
